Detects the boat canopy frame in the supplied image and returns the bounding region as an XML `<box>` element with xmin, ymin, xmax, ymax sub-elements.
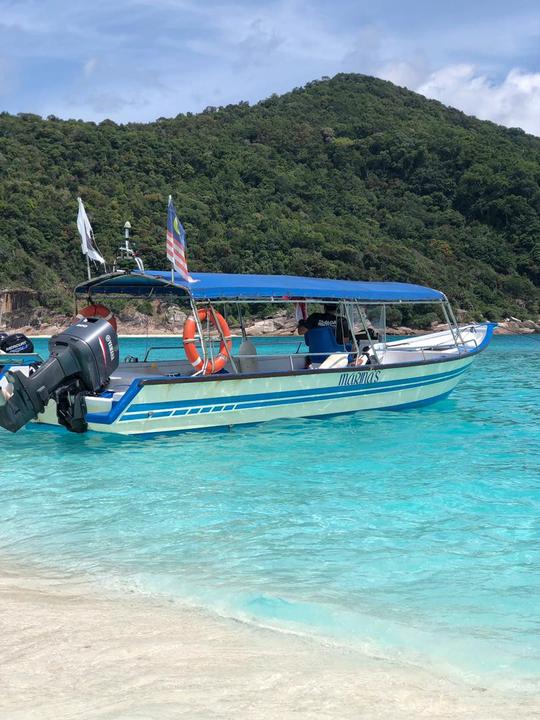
<box><xmin>75</xmin><ymin>270</ymin><xmax>448</xmax><ymax>305</ymax></box>
<box><xmin>74</xmin><ymin>270</ymin><xmax>468</xmax><ymax>361</ymax></box>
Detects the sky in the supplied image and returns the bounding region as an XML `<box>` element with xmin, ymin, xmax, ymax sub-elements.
<box><xmin>1</xmin><ymin>0</ymin><xmax>540</xmax><ymax>134</ymax></box>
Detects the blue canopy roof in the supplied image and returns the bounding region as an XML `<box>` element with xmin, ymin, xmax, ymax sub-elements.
<box><xmin>75</xmin><ymin>271</ymin><xmax>445</xmax><ymax>303</ymax></box>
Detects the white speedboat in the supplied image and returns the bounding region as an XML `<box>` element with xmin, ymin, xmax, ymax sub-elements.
<box><xmin>0</xmin><ymin>271</ymin><xmax>495</xmax><ymax>436</ymax></box>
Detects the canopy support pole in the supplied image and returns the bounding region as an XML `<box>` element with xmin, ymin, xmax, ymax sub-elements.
<box><xmin>356</xmin><ymin>304</ymin><xmax>380</xmax><ymax>365</ymax></box>
<box><xmin>343</xmin><ymin>302</ymin><xmax>359</xmax><ymax>359</ymax></box>
<box><xmin>237</xmin><ymin>303</ymin><xmax>248</xmax><ymax>341</ymax></box>
<box><xmin>442</xmin><ymin>302</ymin><xmax>462</xmax><ymax>352</ymax></box>
<box><xmin>189</xmin><ymin>297</ymin><xmax>208</xmax><ymax>373</ymax></box>
<box><xmin>209</xmin><ymin>303</ymin><xmax>238</xmax><ymax>374</ymax></box>
<box><xmin>446</xmin><ymin>302</ymin><xmax>466</xmax><ymax>347</ymax></box>
<box><xmin>380</xmin><ymin>305</ymin><xmax>387</xmax><ymax>346</ymax></box>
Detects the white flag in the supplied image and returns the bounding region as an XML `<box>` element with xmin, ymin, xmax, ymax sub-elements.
<box><xmin>77</xmin><ymin>197</ymin><xmax>105</xmax><ymax>266</ymax></box>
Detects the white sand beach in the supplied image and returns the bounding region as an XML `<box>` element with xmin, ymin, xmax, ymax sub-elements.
<box><xmin>0</xmin><ymin>562</ymin><xmax>537</xmax><ymax>720</ymax></box>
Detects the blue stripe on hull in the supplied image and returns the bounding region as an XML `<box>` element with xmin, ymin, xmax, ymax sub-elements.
<box><xmin>99</xmin><ymin>388</ymin><xmax>457</xmax><ymax>439</ymax></box>
<box><xmin>125</xmin><ymin>365</ymin><xmax>466</xmax><ymax>416</ymax></box>
<box><xmin>110</xmin><ymin>365</ymin><xmax>469</xmax><ymax>425</ymax></box>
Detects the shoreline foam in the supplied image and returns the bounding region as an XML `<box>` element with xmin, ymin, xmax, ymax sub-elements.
<box><xmin>0</xmin><ymin>559</ymin><xmax>537</xmax><ymax>719</ymax></box>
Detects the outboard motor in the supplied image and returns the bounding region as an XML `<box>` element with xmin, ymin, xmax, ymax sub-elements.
<box><xmin>0</xmin><ymin>317</ymin><xmax>118</xmax><ymax>434</ymax></box>
<box><xmin>0</xmin><ymin>333</ymin><xmax>34</xmax><ymax>354</ymax></box>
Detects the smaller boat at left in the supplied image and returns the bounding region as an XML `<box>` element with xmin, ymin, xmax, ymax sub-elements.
<box><xmin>0</xmin><ymin>332</ymin><xmax>43</xmax><ymax>396</ymax></box>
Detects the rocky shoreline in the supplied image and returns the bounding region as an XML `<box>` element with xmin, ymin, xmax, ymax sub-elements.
<box><xmin>2</xmin><ymin>306</ymin><xmax>539</xmax><ymax>338</ymax></box>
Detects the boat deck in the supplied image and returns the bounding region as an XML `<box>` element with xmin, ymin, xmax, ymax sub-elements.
<box><xmin>105</xmin><ymin>328</ymin><xmax>480</xmax><ymax>396</ymax></box>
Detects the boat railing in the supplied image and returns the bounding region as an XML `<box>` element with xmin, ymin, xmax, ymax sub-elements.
<box><xmin>142</xmin><ymin>346</ymin><xmax>313</xmax><ymax>368</ymax></box>
<box><xmin>143</xmin><ymin>346</ymin><xmax>181</xmax><ymax>361</ymax></box>
<box><xmin>141</xmin><ymin>330</ymin><xmax>477</xmax><ymax>368</ymax></box>
<box><xmin>232</xmin><ymin>352</ymin><xmax>302</xmax><ymax>371</ymax></box>
<box><xmin>143</xmin><ymin>343</ymin><xmax>477</xmax><ymax>368</ymax></box>
<box><xmin>141</xmin><ymin>346</ymin><xmax>457</xmax><ymax>368</ymax></box>
<box><xmin>383</xmin><ymin>344</ymin><xmax>469</xmax><ymax>362</ymax></box>
<box><xmin>142</xmin><ymin>348</ymin><xmax>361</xmax><ymax>371</ymax></box>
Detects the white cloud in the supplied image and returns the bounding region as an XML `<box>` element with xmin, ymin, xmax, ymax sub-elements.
<box><xmin>2</xmin><ymin>0</ymin><xmax>540</xmax><ymax>135</ymax></box>
<box><xmin>378</xmin><ymin>57</ymin><xmax>429</xmax><ymax>90</ymax></box>
<box><xmin>83</xmin><ymin>58</ymin><xmax>98</xmax><ymax>77</ymax></box>
<box><xmin>206</xmin><ymin>0</ymin><xmax>362</xmax><ymax>65</ymax></box>
<box><xmin>0</xmin><ymin>2</ymin><xmax>53</xmax><ymax>33</ymax></box>
<box><xmin>417</xmin><ymin>65</ymin><xmax>540</xmax><ymax>135</ymax></box>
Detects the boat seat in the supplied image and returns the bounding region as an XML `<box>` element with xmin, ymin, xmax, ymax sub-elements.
<box><xmin>305</xmin><ymin>327</ymin><xmax>349</xmax><ymax>363</ymax></box>
<box><xmin>237</xmin><ymin>339</ymin><xmax>258</xmax><ymax>374</ymax></box>
<box><xmin>318</xmin><ymin>353</ymin><xmax>350</xmax><ymax>369</ymax></box>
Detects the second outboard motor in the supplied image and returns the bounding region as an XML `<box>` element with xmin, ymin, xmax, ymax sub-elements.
<box><xmin>0</xmin><ymin>333</ymin><xmax>34</xmax><ymax>354</ymax></box>
<box><xmin>0</xmin><ymin>317</ymin><xmax>118</xmax><ymax>434</ymax></box>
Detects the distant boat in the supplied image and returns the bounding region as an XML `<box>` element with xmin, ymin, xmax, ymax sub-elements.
<box><xmin>0</xmin><ymin>332</ymin><xmax>42</xmax><ymax>397</ymax></box>
<box><xmin>0</xmin><ymin>271</ymin><xmax>495</xmax><ymax>436</ymax></box>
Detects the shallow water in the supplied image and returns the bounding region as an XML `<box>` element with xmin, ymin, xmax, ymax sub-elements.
<box><xmin>1</xmin><ymin>335</ymin><xmax>539</xmax><ymax>692</ymax></box>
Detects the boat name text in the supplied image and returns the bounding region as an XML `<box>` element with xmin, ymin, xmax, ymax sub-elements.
<box><xmin>338</xmin><ymin>370</ymin><xmax>381</xmax><ymax>386</ymax></box>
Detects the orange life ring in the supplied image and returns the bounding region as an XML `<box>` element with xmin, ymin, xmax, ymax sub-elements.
<box><xmin>77</xmin><ymin>303</ymin><xmax>117</xmax><ymax>331</ymax></box>
<box><xmin>183</xmin><ymin>308</ymin><xmax>232</xmax><ymax>374</ymax></box>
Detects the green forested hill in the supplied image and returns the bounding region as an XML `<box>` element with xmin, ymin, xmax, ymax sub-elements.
<box><xmin>0</xmin><ymin>73</ymin><xmax>539</xmax><ymax>321</ymax></box>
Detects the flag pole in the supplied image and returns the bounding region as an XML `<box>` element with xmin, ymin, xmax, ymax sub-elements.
<box><xmin>168</xmin><ymin>195</ymin><xmax>174</xmax><ymax>285</ymax></box>
<box><xmin>86</xmin><ymin>255</ymin><xmax>91</xmax><ymax>281</ymax></box>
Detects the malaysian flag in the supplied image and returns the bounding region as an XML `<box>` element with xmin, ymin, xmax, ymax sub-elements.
<box><xmin>295</xmin><ymin>302</ymin><xmax>308</xmax><ymax>322</ymax></box>
<box><xmin>166</xmin><ymin>196</ymin><xmax>193</xmax><ymax>282</ymax></box>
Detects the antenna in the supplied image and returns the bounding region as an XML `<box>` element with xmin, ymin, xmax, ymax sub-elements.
<box><xmin>113</xmin><ymin>220</ymin><xmax>144</xmax><ymax>272</ymax></box>
<box><xmin>124</xmin><ymin>221</ymin><xmax>132</xmax><ymax>250</ymax></box>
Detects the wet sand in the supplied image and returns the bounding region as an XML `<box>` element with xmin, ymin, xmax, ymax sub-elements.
<box><xmin>0</xmin><ymin>563</ymin><xmax>537</xmax><ymax>720</ymax></box>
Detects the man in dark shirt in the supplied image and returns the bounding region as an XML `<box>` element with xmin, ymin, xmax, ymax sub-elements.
<box><xmin>297</xmin><ymin>304</ymin><xmax>350</xmax><ymax>345</ymax></box>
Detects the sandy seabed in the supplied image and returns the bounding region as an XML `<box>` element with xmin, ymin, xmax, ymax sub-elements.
<box><xmin>0</xmin><ymin>562</ymin><xmax>538</xmax><ymax>720</ymax></box>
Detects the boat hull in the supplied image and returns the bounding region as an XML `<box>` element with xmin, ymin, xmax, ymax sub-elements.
<box><xmin>36</xmin><ymin>354</ymin><xmax>475</xmax><ymax>435</ymax></box>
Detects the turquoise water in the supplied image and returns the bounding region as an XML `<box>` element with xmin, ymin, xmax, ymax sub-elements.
<box><xmin>0</xmin><ymin>335</ymin><xmax>539</xmax><ymax>691</ymax></box>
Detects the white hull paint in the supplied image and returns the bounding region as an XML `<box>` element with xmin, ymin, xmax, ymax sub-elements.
<box><xmin>36</xmin><ymin>354</ymin><xmax>474</xmax><ymax>436</ymax></box>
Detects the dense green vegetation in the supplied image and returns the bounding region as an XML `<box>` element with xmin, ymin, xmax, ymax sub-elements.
<box><xmin>1</xmin><ymin>73</ymin><xmax>539</xmax><ymax>322</ymax></box>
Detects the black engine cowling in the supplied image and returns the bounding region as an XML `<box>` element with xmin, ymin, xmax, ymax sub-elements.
<box><xmin>0</xmin><ymin>317</ymin><xmax>119</xmax><ymax>434</ymax></box>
